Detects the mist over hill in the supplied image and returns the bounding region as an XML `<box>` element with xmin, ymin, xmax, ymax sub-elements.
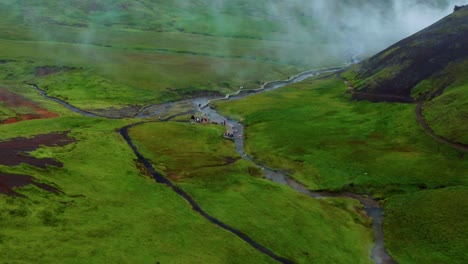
<box><xmin>270</xmin><ymin>0</ymin><xmax>468</xmax><ymax>57</ymax></box>
<box><xmin>1</xmin><ymin>0</ymin><xmax>466</xmax><ymax>65</ymax></box>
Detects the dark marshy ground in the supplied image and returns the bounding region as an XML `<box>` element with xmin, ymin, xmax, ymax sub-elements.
<box><xmin>0</xmin><ymin>131</ymin><xmax>74</xmax><ymax>196</ymax></box>
<box><xmin>0</xmin><ymin>172</ymin><xmax>60</xmax><ymax>196</ymax></box>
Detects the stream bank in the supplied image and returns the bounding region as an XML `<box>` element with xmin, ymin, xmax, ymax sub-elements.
<box><xmin>30</xmin><ymin>66</ymin><xmax>395</xmax><ymax>264</ymax></box>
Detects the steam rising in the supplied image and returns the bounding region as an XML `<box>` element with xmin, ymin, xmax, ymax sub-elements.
<box><xmin>12</xmin><ymin>0</ymin><xmax>468</xmax><ymax>67</ymax></box>
<box><xmin>188</xmin><ymin>0</ymin><xmax>468</xmax><ymax>62</ymax></box>
<box><xmin>271</xmin><ymin>0</ymin><xmax>468</xmax><ymax>58</ymax></box>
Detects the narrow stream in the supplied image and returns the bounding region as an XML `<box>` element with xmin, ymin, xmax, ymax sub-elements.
<box><xmin>30</xmin><ymin>84</ymin><xmax>99</xmax><ymax>117</ymax></box>
<box><xmin>120</xmin><ymin>123</ymin><xmax>293</xmax><ymax>264</ymax></box>
<box><xmin>30</xmin><ymin>66</ymin><xmax>395</xmax><ymax>264</ymax></box>
<box><xmin>195</xmin><ymin>68</ymin><xmax>396</xmax><ymax>264</ymax></box>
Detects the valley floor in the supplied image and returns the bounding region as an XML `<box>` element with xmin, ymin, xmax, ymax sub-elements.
<box><xmin>0</xmin><ymin>67</ymin><xmax>467</xmax><ymax>264</ymax></box>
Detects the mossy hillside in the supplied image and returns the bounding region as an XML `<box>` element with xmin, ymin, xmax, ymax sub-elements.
<box><xmin>0</xmin><ymin>117</ymin><xmax>274</xmax><ymax>264</ymax></box>
<box><xmin>384</xmin><ymin>186</ymin><xmax>468</xmax><ymax>264</ymax></box>
<box><xmin>419</xmin><ymin>60</ymin><xmax>468</xmax><ymax>145</ymax></box>
<box><xmin>344</xmin><ymin>7</ymin><xmax>468</xmax><ymax>98</ymax></box>
<box><xmin>129</xmin><ymin>121</ymin><xmax>374</xmax><ymax>264</ymax></box>
<box><xmin>215</xmin><ymin>77</ymin><xmax>468</xmax><ymax>197</ymax></box>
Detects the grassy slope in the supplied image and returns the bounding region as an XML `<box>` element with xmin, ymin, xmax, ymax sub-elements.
<box><xmin>384</xmin><ymin>187</ymin><xmax>468</xmax><ymax>264</ymax></box>
<box><xmin>216</xmin><ymin>76</ymin><xmax>468</xmax><ymax>197</ymax></box>
<box><xmin>420</xmin><ymin>60</ymin><xmax>468</xmax><ymax>144</ymax></box>
<box><xmin>0</xmin><ymin>0</ymin><xmax>343</xmax><ymax>111</ymax></box>
<box><xmin>129</xmin><ymin>122</ymin><xmax>373</xmax><ymax>264</ymax></box>
<box><xmin>215</xmin><ymin>75</ymin><xmax>468</xmax><ymax>263</ymax></box>
<box><xmin>0</xmin><ymin>117</ymin><xmax>275</xmax><ymax>264</ymax></box>
<box><xmin>344</xmin><ymin>7</ymin><xmax>468</xmax><ymax>98</ymax></box>
<box><xmin>0</xmin><ymin>39</ymin><xmax>304</xmax><ymax>110</ymax></box>
<box><xmin>342</xmin><ymin>7</ymin><xmax>468</xmax><ymax>145</ymax></box>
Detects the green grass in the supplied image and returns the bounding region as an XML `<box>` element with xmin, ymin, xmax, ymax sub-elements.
<box><xmin>129</xmin><ymin>121</ymin><xmax>374</xmax><ymax>264</ymax></box>
<box><xmin>0</xmin><ymin>82</ymin><xmax>81</xmax><ymax>122</ymax></box>
<box><xmin>1</xmin><ymin>2</ymin><xmax>466</xmax><ymax>263</ymax></box>
<box><xmin>421</xmin><ymin>60</ymin><xmax>468</xmax><ymax>145</ymax></box>
<box><xmin>35</xmin><ymin>69</ymin><xmax>157</xmax><ymax>110</ymax></box>
<box><xmin>384</xmin><ymin>186</ymin><xmax>468</xmax><ymax>264</ymax></box>
<box><xmin>215</xmin><ymin>75</ymin><xmax>468</xmax><ymax>263</ymax></box>
<box><xmin>0</xmin><ymin>0</ymin><xmax>345</xmax><ymax>112</ymax></box>
<box><xmin>215</xmin><ymin>76</ymin><xmax>468</xmax><ymax>197</ymax></box>
<box><xmin>0</xmin><ymin>39</ymin><xmax>308</xmax><ymax>110</ymax></box>
<box><xmin>0</xmin><ymin>117</ymin><xmax>276</xmax><ymax>264</ymax></box>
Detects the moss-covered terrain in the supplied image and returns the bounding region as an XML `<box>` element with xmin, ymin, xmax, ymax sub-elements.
<box><xmin>1</xmin><ymin>1</ymin><xmax>467</xmax><ymax>264</ymax></box>
<box><xmin>129</xmin><ymin>122</ymin><xmax>374</xmax><ymax>264</ymax></box>
<box><xmin>0</xmin><ymin>0</ymin><xmax>351</xmax><ymax>115</ymax></box>
<box><xmin>0</xmin><ymin>117</ymin><xmax>279</xmax><ymax>264</ymax></box>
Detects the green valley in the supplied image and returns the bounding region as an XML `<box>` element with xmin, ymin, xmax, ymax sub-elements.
<box><xmin>1</xmin><ymin>1</ymin><xmax>467</xmax><ymax>264</ymax></box>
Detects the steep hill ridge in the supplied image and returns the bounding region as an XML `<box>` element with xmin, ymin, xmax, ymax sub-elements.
<box><xmin>344</xmin><ymin>5</ymin><xmax>468</xmax><ymax>145</ymax></box>
<box><xmin>346</xmin><ymin>5</ymin><xmax>468</xmax><ymax>100</ymax></box>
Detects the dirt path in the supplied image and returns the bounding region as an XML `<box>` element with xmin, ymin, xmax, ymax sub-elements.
<box><xmin>416</xmin><ymin>102</ymin><xmax>468</xmax><ymax>153</ymax></box>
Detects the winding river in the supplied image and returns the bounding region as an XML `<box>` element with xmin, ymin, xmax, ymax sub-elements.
<box><xmin>194</xmin><ymin>69</ymin><xmax>395</xmax><ymax>264</ymax></box>
<box><xmin>30</xmin><ymin>67</ymin><xmax>395</xmax><ymax>264</ymax></box>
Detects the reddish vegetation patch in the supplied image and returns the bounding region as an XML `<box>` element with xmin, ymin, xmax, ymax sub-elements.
<box><xmin>0</xmin><ymin>88</ymin><xmax>59</xmax><ymax>124</ymax></box>
<box><xmin>0</xmin><ymin>132</ymin><xmax>73</xmax><ymax>197</ymax></box>
<box><xmin>0</xmin><ymin>172</ymin><xmax>60</xmax><ymax>197</ymax></box>
<box><xmin>0</xmin><ymin>131</ymin><xmax>75</xmax><ymax>168</ymax></box>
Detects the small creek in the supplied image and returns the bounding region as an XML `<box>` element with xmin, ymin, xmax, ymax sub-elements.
<box><xmin>195</xmin><ymin>68</ymin><xmax>396</xmax><ymax>264</ymax></box>
<box><xmin>31</xmin><ymin>84</ymin><xmax>99</xmax><ymax>117</ymax></box>
<box><xmin>30</xmin><ymin>66</ymin><xmax>395</xmax><ymax>264</ymax></box>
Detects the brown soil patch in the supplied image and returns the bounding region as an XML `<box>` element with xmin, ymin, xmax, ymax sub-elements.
<box><xmin>0</xmin><ymin>172</ymin><xmax>60</xmax><ymax>197</ymax></box>
<box><xmin>35</xmin><ymin>66</ymin><xmax>76</xmax><ymax>77</ymax></box>
<box><xmin>0</xmin><ymin>88</ymin><xmax>58</xmax><ymax>124</ymax></box>
<box><xmin>343</xmin><ymin>80</ymin><xmax>414</xmax><ymax>103</ymax></box>
<box><xmin>89</xmin><ymin>105</ymin><xmax>142</xmax><ymax>118</ymax></box>
<box><xmin>0</xmin><ymin>131</ymin><xmax>75</xmax><ymax>168</ymax></box>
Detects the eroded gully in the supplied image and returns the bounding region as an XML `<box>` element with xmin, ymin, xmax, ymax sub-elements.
<box><xmin>30</xmin><ymin>66</ymin><xmax>395</xmax><ymax>264</ymax></box>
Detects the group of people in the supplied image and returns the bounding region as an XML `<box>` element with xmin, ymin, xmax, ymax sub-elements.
<box><xmin>190</xmin><ymin>115</ymin><xmax>210</xmax><ymax>124</ymax></box>
<box><xmin>190</xmin><ymin>114</ymin><xmax>241</xmax><ymax>139</ymax></box>
<box><xmin>224</xmin><ymin>131</ymin><xmax>242</xmax><ymax>139</ymax></box>
<box><xmin>223</xmin><ymin>131</ymin><xmax>235</xmax><ymax>138</ymax></box>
